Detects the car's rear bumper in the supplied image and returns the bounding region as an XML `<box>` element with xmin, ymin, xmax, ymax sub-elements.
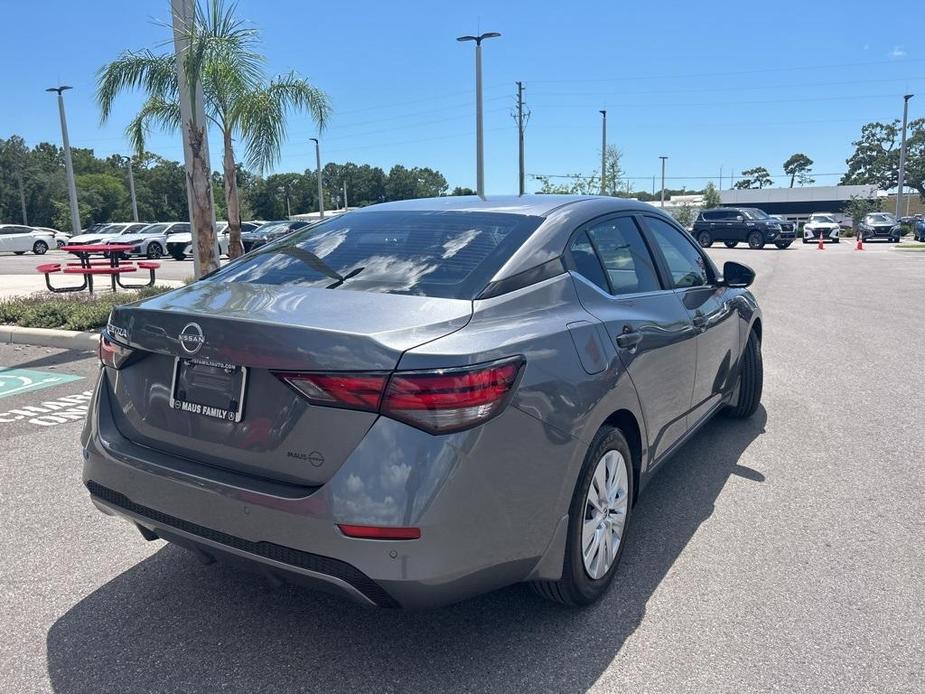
<box><xmin>81</xmin><ymin>374</ymin><xmax>579</xmax><ymax>608</ymax></box>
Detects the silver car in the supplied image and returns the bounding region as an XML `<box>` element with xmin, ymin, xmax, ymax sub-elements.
<box><xmin>83</xmin><ymin>195</ymin><xmax>764</xmax><ymax>608</ymax></box>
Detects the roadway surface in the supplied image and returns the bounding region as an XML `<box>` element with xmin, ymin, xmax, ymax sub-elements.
<box><xmin>1</xmin><ymin>240</ymin><xmax>922</xmax><ymax>693</ymax></box>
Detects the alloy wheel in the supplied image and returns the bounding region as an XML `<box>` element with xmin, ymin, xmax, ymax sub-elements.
<box><xmin>582</xmin><ymin>450</ymin><xmax>629</xmax><ymax>580</ymax></box>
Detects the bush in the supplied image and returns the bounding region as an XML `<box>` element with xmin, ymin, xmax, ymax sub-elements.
<box><xmin>0</xmin><ymin>285</ymin><xmax>174</xmax><ymax>332</ymax></box>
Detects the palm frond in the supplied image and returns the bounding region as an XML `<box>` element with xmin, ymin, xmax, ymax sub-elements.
<box><xmin>96</xmin><ymin>50</ymin><xmax>178</xmax><ymax>123</ymax></box>
<box><xmin>236</xmin><ymin>72</ymin><xmax>332</xmax><ymax>173</ymax></box>
<box><xmin>125</xmin><ymin>96</ymin><xmax>182</xmax><ymax>156</ymax></box>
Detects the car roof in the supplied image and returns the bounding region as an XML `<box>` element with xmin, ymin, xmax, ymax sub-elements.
<box><xmin>351</xmin><ymin>194</ymin><xmax>648</xmax><ymax>217</ymax></box>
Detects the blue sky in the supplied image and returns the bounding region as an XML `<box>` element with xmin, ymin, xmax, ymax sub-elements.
<box><xmin>1</xmin><ymin>0</ymin><xmax>922</xmax><ymax>194</ymax></box>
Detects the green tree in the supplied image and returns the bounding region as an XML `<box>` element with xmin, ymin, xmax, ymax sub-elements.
<box><xmin>96</xmin><ymin>0</ymin><xmax>330</xmax><ymax>261</ymax></box>
<box><xmin>841</xmin><ymin>118</ymin><xmax>925</xmax><ymax>199</ymax></box>
<box><xmin>672</xmin><ymin>202</ymin><xmax>696</xmax><ymax>228</ymax></box>
<box><xmin>450</xmin><ymin>186</ymin><xmax>476</xmax><ymax>196</ymax></box>
<box><xmin>735</xmin><ymin>166</ymin><xmax>773</xmax><ymax>189</ymax></box>
<box><xmin>701</xmin><ymin>181</ymin><xmax>721</xmax><ymax>208</ymax></box>
<box><xmin>601</xmin><ymin>145</ymin><xmax>624</xmax><ymax>196</ymax></box>
<box><xmin>783</xmin><ymin>153</ymin><xmax>814</xmax><ymax>187</ymax></box>
<box><xmin>384</xmin><ymin>165</ymin><xmax>447</xmax><ymax>200</ymax></box>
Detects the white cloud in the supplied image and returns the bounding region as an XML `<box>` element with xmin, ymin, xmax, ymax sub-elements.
<box><xmin>889</xmin><ymin>45</ymin><xmax>907</xmax><ymax>59</ymax></box>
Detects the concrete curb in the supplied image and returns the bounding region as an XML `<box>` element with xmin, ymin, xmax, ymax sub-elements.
<box><xmin>1</xmin><ymin>325</ymin><xmax>99</xmax><ymax>351</ymax></box>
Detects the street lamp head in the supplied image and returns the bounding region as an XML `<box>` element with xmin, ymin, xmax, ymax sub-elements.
<box><xmin>309</xmin><ymin>137</ymin><xmax>319</xmax><ymax>144</ymax></box>
<box><xmin>457</xmin><ymin>32</ymin><xmax>500</xmax><ymax>44</ymax></box>
<box><xmin>659</xmin><ymin>155</ymin><xmax>668</xmax><ymax>160</ymax></box>
<box><xmin>600</xmin><ymin>109</ymin><xmax>606</xmax><ymax>116</ymax></box>
<box><xmin>45</xmin><ymin>85</ymin><xmax>72</xmax><ymax>94</ymax></box>
<box><xmin>903</xmin><ymin>94</ymin><xmax>914</xmax><ymax>101</ymax></box>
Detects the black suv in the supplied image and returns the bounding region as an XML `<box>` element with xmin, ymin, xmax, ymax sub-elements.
<box><xmin>692</xmin><ymin>207</ymin><xmax>795</xmax><ymax>249</ymax></box>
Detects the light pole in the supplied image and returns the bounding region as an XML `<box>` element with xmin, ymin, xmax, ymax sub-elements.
<box><xmin>310</xmin><ymin>137</ymin><xmax>324</xmax><ymax>218</ymax></box>
<box><xmin>457</xmin><ymin>31</ymin><xmax>501</xmax><ymax>199</ymax></box>
<box><xmin>277</xmin><ymin>186</ymin><xmax>291</xmax><ymax>218</ymax></box>
<box><xmin>896</xmin><ymin>94</ymin><xmax>914</xmax><ymax>219</ymax></box>
<box><xmin>46</xmin><ymin>86</ymin><xmax>81</xmax><ymax>233</ymax></box>
<box><xmin>600</xmin><ymin>110</ymin><xmax>607</xmax><ymax>195</ymax></box>
<box><xmin>659</xmin><ymin>156</ymin><xmax>668</xmax><ymax>208</ymax></box>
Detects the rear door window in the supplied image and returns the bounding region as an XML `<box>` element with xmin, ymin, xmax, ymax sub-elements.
<box><xmin>211</xmin><ymin>211</ymin><xmax>542</xmax><ymax>300</ymax></box>
<box><xmin>585</xmin><ymin>217</ymin><xmax>661</xmax><ymax>295</ymax></box>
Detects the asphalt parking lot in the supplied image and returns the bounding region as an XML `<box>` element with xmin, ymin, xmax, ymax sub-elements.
<box><xmin>1</xmin><ymin>241</ymin><xmax>923</xmax><ymax>693</ymax></box>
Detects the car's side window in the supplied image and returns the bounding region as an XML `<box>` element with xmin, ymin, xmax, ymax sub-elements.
<box><xmin>585</xmin><ymin>217</ymin><xmax>661</xmax><ymax>295</ymax></box>
<box><xmin>567</xmin><ymin>231</ymin><xmax>609</xmax><ymax>293</ymax></box>
<box><xmin>644</xmin><ymin>216</ymin><xmax>711</xmax><ymax>289</ymax></box>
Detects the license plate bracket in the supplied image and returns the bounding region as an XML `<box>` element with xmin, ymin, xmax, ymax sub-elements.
<box><xmin>169</xmin><ymin>357</ymin><xmax>247</xmax><ymax>422</ymax></box>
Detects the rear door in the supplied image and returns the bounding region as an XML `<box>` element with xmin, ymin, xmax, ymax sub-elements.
<box><xmin>641</xmin><ymin>215</ymin><xmax>740</xmax><ymax>427</ymax></box>
<box><xmin>566</xmin><ymin>213</ymin><xmax>697</xmax><ymax>462</ymax></box>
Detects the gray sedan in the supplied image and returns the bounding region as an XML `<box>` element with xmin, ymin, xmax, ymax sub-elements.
<box><xmin>83</xmin><ymin>195</ymin><xmax>763</xmax><ymax>608</ymax></box>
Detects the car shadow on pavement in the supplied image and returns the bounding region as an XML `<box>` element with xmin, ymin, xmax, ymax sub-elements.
<box><xmin>46</xmin><ymin>407</ymin><xmax>766</xmax><ymax>694</ymax></box>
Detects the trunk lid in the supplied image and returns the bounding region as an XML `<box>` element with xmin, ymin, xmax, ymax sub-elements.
<box><xmin>105</xmin><ymin>281</ymin><xmax>472</xmax><ymax>487</ymax></box>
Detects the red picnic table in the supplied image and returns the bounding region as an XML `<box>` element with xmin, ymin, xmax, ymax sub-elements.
<box><xmin>38</xmin><ymin>244</ymin><xmax>160</xmax><ymax>293</ymax></box>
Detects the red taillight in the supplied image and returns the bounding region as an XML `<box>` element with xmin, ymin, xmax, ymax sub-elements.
<box><xmin>381</xmin><ymin>358</ymin><xmax>523</xmax><ymax>434</ymax></box>
<box><xmin>275</xmin><ymin>372</ymin><xmax>388</xmax><ymax>411</ymax></box>
<box><xmin>273</xmin><ymin>357</ymin><xmax>523</xmax><ymax>434</ymax></box>
<box><xmin>99</xmin><ymin>333</ymin><xmax>134</xmax><ymax>369</ymax></box>
<box><xmin>338</xmin><ymin>524</ymin><xmax>421</xmax><ymax>540</ymax></box>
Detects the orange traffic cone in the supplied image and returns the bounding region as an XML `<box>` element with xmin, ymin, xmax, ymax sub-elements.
<box><xmin>855</xmin><ymin>235</ymin><xmax>864</xmax><ymax>251</ymax></box>
<box><xmin>817</xmin><ymin>233</ymin><xmax>825</xmax><ymax>250</ymax></box>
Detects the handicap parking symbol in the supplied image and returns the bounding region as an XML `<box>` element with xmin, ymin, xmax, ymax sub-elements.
<box><xmin>0</xmin><ymin>368</ymin><xmax>83</xmax><ymax>399</ymax></box>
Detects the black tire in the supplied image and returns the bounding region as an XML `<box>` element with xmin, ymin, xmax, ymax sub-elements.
<box><xmin>14</xmin><ymin>251</ymin><xmax>25</xmax><ymax>255</ymax></box>
<box><xmin>802</xmin><ymin>238</ymin><xmax>809</xmax><ymax>244</ymax></box>
<box><xmin>747</xmin><ymin>231</ymin><xmax>765</xmax><ymax>249</ymax></box>
<box><xmin>33</xmin><ymin>240</ymin><xmax>48</xmax><ymax>255</ymax></box>
<box><xmin>774</xmin><ymin>241</ymin><xmax>792</xmax><ymax>249</ymax></box>
<box><xmin>833</xmin><ymin>238</ymin><xmax>840</xmax><ymax>244</ymax></box>
<box><xmin>146</xmin><ymin>242</ymin><xmax>163</xmax><ymax>259</ymax></box>
<box><xmin>724</xmin><ymin>241</ymin><xmax>738</xmax><ymax>248</ymax></box>
<box><xmin>56</xmin><ymin>239</ymin><xmax>65</xmax><ymax>248</ymax></box>
<box><xmin>696</xmin><ymin>231</ymin><xmax>713</xmax><ymax>248</ymax></box>
<box><xmin>725</xmin><ymin>330</ymin><xmax>763</xmax><ymax>419</ymax></box>
<box><xmin>530</xmin><ymin>426</ymin><xmax>634</xmax><ymax>607</ymax></box>
<box><xmin>170</xmin><ymin>251</ymin><xmax>185</xmax><ymax>261</ymax></box>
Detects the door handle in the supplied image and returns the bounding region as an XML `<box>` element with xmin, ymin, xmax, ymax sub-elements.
<box><xmin>692</xmin><ymin>312</ymin><xmax>707</xmax><ymax>331</ymax></box>
<box><xmin>615</xmin><ymin>329</ymin><xmax>643</xmax><ymax>349</ymax></box>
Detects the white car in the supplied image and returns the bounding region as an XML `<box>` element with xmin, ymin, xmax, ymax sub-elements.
<box><xmin>31</xmin><ymin>226</ymin><xmax>71</xmax><ymax>248</ymax></box>
<box><xmin>67</xmin><ymin>222</ymin><xmax>149</xmax><ymax>248</ymax></box>
<box><xmin>0</xmin><ymin>224</ymin><xmax>56</xmax><ymax>255</ymax></box>
<box><xmin>802</xmin><ymin>213</ymin><xmax>841</xmax><ymax>244</ymax></box>
<box><xmin>107</xmin><ymin>221</ymin><xmax>191</xmax><ymax>259</ymax></box>
<box><xmin>166</xmin><ymin>221</ymin><xmax>260</xmax><ymax>260</ymax></box>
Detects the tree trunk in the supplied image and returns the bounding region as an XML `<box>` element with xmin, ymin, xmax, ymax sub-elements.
<box><xmin>187</xmin><ymin>120</ymin><xmax>219</xmax><ymax>274</ymax></box>
<box><xmin>222</xmin><ymin>128</ymin><xmax>243</xmax><ymax>259</ymax></box>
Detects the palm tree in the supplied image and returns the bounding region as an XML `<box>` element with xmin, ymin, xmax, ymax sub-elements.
<box><xmin>97</xmin><ymin>0</ymin><xmax>329</xmax><ymax>259</ymax></box>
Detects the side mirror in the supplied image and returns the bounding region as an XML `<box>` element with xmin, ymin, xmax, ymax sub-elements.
<box><xmin>720</xmin><ymin>261</ymin><xmax>755</xmax><ymax>288</ymax></box>
<box><xmin>736</xmin><ymin>215</ymin><xmax>744</xmax><ymax>222</ymax></box>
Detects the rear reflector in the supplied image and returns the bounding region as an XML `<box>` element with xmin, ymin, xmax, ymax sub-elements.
<box><xmin>273</xmin><ymin>356</ymin><xmax>524</xmax><ymax>434</ymax></box>
<box><xmin>338</xmin><ymin>524</ymin><xmax>421</xmax><ymax>540</ymax></box>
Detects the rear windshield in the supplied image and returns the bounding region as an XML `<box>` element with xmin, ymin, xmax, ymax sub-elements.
<box><xmin>208</xmin><ymin>210</ymin><xmax>542</xmax><ymax>299</ymax></box>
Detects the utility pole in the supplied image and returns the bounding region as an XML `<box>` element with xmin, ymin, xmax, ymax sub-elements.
<box><xmin>127</xmin><ymin>158</ymin><xmax>139</xmax><ymax>222</ymax></box>
<box><xmin>719</xmin><ymin>166</ymin><xmax>723</xmax><ymax>190</ymax></box>
<box><xmin>171</xmin><ymin>0</ymin><xmax>218</xmax><ymax>278</ymax></box>
<box><xmin>310</xmin><ymin>137</ymin><xmax>324</xmax><ymax>218</ymax></box>
<box><xmin>896</xmin><ymin>94</ymin><xmax>914</xmax><ymax>219</ymax></box>
<box><xmin>46</xmin><ymin>86</ymin><xmax>81</xmax><ymax>233</ymax></box>
<box><xmin>599</xmin><ymin>110</ymin><xmax>607</xmax><ymax>195</ymax></box>
<box><xmin>659</xmin><ymin>156</ymin><xmax>668</xmax><ymax>208</ymax></box>
<box><xmin>16</xmin><ymin>171</ymin><xmax>27</xmax><ymax>225</ymax></box>
<box><xmin>343</xmin><ymin>180</ymin><xmax>348</xmax><ymax>210</ymax></box>
<box><xmin>457</xmin><ymin>32</ymin><xmax>501</xmax><ymax>199</ymax></box>
<box><xmin>515</xmin><ymin>81</ymin><xmax>527</xmax><ymax>196</ymax></box>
